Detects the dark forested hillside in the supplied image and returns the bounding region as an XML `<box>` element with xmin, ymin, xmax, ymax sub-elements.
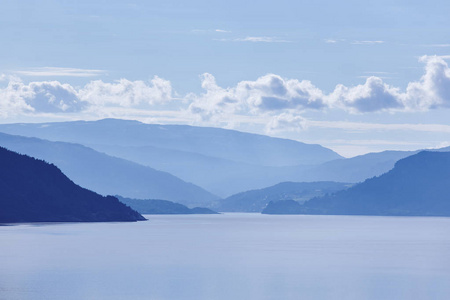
<box><xmin>0</xmin><ymin>147</ymin><xmax>145</xmax><ymax>223</ymax></box>
<box><xmin>264</xmin><ymin>151</ymin><xmax>450</xmax><ymax>216</ymax></box>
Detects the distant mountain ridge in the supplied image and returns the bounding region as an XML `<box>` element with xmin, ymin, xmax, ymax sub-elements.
<box><xmin>1</xmin><ymin>119</ymin><xmax>447</xmax><ymax>198</ymax></box>
<box><xmin>301</xmin><ymin>150</ymin><xmax>419</xmax><ymax>183</ymax></box>
<box><xmin>0</xmin><ymin>146</ymin><xmax>145</xmax><ymax>223</ymax></box>
<box><xmin>216</xmin><ymin>181</ymin><xmax>351</xmax><ymax>212</ymax></box>
<box><xmin>0</xmin><ymin>118</ymin><xmax>342</xmax><ymax>166</ymax></box>
<box><xmin>263</xmin><ymin>151</ymin><xmax>450</xmax><ymax>216</ymax></box>
<box><xmin>0</xmin><ymin>119</ymin><xmax>342</xmax><ymax>196</ymax></box>
<box><xmin>0</xmin><ymin>132</ymin><xmax>219</xmax><ymax>207</ymax></box>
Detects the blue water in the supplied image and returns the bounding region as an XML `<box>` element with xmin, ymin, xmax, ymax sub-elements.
<box><xmin>1</xmin><ymin>213</ymin><xmax>449</xmax><ymax>300</ymax></box>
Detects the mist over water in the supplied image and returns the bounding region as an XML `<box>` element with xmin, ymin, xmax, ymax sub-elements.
<box><xmin>1</xmin><ymin>214</ymin><xmax>449</xmax><ymax>300</ymax></box>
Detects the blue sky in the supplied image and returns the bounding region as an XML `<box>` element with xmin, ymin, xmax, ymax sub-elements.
<box><xmin>1</xmin><ymin>0</ymin><xmax>450</xmax><ymax>156</ymax></box>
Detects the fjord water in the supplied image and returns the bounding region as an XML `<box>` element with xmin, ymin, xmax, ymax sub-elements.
<box><xmin>1</xmin><ymin>214</ymin><xmax>449</xmax><ymax>300</ymax></box>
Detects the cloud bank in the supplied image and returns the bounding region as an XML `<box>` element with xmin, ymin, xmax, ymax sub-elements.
<box><xmin>1</xmin><ymin>56</ymin><xmax>450</xmax><ymax>129</ymax></box>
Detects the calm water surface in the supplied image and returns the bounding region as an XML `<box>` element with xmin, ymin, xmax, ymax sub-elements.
<box><xmin>1</xmin><ymin>213</ymin><xmax>450</xmax><ymax>300</ymax></box>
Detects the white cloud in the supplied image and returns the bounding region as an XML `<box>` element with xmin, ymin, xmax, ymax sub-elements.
<box><xmin>238</xmin><ymin>36</ymin><xmax>289</xmax><ymax>43</ymax></box>
<box><xmin>329</xmin><ymin>77</ymin><xmax>402</xmax><ymax>112</ymax></box>
<box><xmin>0</xmin><ymin>77</ymin><xmax>83</xmax><ymax>116</ymax></box>
<box><xmin>216</xmin><ymin>36</ymin><xmax>291</xmax><ymax>43</ymax></box>
<box><xmin>79</xmin><ymin>76</ymin><xmax>174</xmax><ymax>107</ymax></box>
<box><xmin>186</xmin><ymin>56</ymin><xmax>450</xmax><ymax>123</ymax></box>
<box><xmin>237</xmin><ymin>75</ymin><xmax>326</xmax><ymax>111</ymax></box>
<box><xmin>422</xmin><ymin>44</ymin><xmax>450</xmax><ymax>48</ymax></box>
<box><xmin>192</xmin><ymin>29</ymin><xmax>231</xmax><ymax>34</ymax></box>
<box><xmin>0</xmin><ymin>78</ymin><xmax>34</xmax><ymax>117</ymax></box>
<box><xmin>324</xmin><ymin>38</ymin><xmax>346</xmax><ymax>44</ymax></box>
<box><xmin>351</xmin><ymin>40</ymin><xmax>385</xmax><ymax>45</ymax></box>
<box><xmin>15</xmin><ymin>67</ymin><xmax>106</xmax><ymax>77</ymax></box>
<box><xmin>27</xmin><ymin>81</ymin><xmax>85</xmax><ymax>112</ymax></box>
<box><xmin>186</xmin><ymin>73</ymin><xmax>238</xmax><ymax>122</ymax></box>
<box><xmin>308</xmin><ymin>120</ymin><xmax>450</xmax><ymax>133</ymax></box>
<box><xmin>266</xmin><ymin>113</ymin><xmax>308</xmax><ymax>133</ymax></box>
<box><xmin>215</xmin><ymin>29</ymin><xmax>230</xmax><ymax>33</ymax></box>
<box><xmin>1</xmin><ymin>56</ymin><xmax>450</xmax><ymax>123</ymax></box>
<box><xmin>325</xmin><ymin>55</ymin><xmax>450</xmax><ymax>113</ymax></box>
<box><xmin>363</xmin><ymin>71</ymin><xmax>392</xmax><ymax>75</ymax></box>
<box><xmin>403</xmin><ymin>55</ymin><xmax>450</xmax><ymax>110</ymax></box>
<box><xmin>0</xmin><ymin>75</ymin><xmax>175</xmax><ymax>117</ymax></box>
<box><xmin>188</xmin><ymin>73</ymin><xmax>326</xmax><ymax>122</ymax></box>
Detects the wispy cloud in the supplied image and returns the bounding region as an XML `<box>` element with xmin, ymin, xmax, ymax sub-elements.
<box><xmin>357</xmin><ymin>76</ymin><xmax>397</xmax><ymax>80</ymax></box>
<box><xmin>358</xmin><ymin>71</ymin><xmax>396</xmax><ymax>80</ymax></box>
<box><xmin>324</xmin><ymin>38</ymin><xmax>346</xmax><ymax>44</ymax></box>
<box><xmin>324</xmin><ymin>39</ymin><xmax>384</xmax><ymax>45</ymax></box>
<box><xmin>351</xmin><ymin>40</ymin><xmax>385</xmax><ymax>45</ymax></box>
<box><xmin>304</xmin><ymin>139</ymin><xmax>425</xmax><ymax>147</ymax></box>
<box><xmin>307</xmin><ymin>120</ymin><xmax>450</xmax><ymax>134</ymax></box>
<box><xmin>215</xmin><ymin>29</ymin><xmax>231</xmax><ymax>33</ymax></box>
<box><xmin>363</xmin><ymin>71</ymin><xmax>392</xmax><ymax>75</ymax></box>
<box><xmin>421</xmin><ymin>44</ymin><xmax>450</xmax><ymax>48</ymax></box>
<box><xmin>238</xmin><ymin>36</ymin><xmax>290</xmax><ymax>43</ymax></box>
<box><xmin>192</xmin><ymin>29</ymin><xmax>231</xmax><ymax>34</ymax></box>
<box><xmin>15</xmin><ymin>67</ymin><xmax>106</xmax><ymax>77</ymax></box>
<box><xmin>216</xmin><ymin>36</ymin><xmax>291</xmax><ymax>43</ymax></box>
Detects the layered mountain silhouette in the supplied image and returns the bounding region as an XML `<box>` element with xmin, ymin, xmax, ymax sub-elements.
<box><xmin>0</xmin><ymin>146</ymin><xmax>145</xmax><ymax>223</ymax></box>
<box><xmin>1</xmin><ymin>119</ymin><xmax>447</xmax><ymax>197</ymax></box>
<box><xmin>216</xmin><ymin>181</ymin><xmax>351</xmax><ymax>212</ymax></box>
<box><xmin>0</xmin><ymin>119</ymin><xmax>342</xmax><ymax>196</ymax></box>
<box><xmin>0</xmin><ymin>132</ymin><xmax>218</xmax><ymax>207</ymax></box>
<box><xmin>116</xmin><ymin>196</ymin><xmax>218</xmax><ymax>214</ymax></box>
<box><xmin>301</xmin><ymin>150</ymin><xmax>419</xmax><ymax>183</ymax></box>
<box><xmin>263</xmin><ymin>151</ymin><xmax>450</xmax><ymax>216</ymax></box>
<box><xmin>0</xmin><ymin>118</ymin><xmax>342</xmax><ymax>166</ymax></box>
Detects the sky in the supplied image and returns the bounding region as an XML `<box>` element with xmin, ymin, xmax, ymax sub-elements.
<box><xmin>1</xmin><ymin>0</ymin><xmax>450</xmax><ymax>157</ymax></box>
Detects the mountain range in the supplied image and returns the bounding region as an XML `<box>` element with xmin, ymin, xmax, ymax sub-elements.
<box><xmin>0</xmin><ymin>118</ymin><xmax>341</xmax><ymax>166</ymax></box>
<box><xmin>216</xmin><ymin>181</ymin><xmax>351</xmax><ymax>212</ymax></box>
<box><xmin>263</xmin><ymin>151</ymin><xmax>450</xmax><ymax>216</ymax></box>
<box><xmin>0</xmin><ymin>118</ymin><xmax>447</xmax><ymax>201</ymax></box>
<box><xmin>1</xmin><ymin>118</ymin><xmax>449</xmax><ymax>218</ymax></box>
<box><xmin>0</xmin><ymin>119</ymin><xmax>341</xmax><ymax>196</ymax></box>
<box><xmin>0</xmin><ymin>132</ymin><xmax>218</xmax><ymax>207</ymax></box>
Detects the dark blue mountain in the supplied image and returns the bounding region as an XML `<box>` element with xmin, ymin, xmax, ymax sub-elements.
<box><xmin>0</xmin><ymin>132</ymin><xmax>219</xmax><ymax>207</ymax></box>
<box><xmin>0</xmin><ymin>146</ymin><xmax>145</xmax><ymax>223</ymax></box>
<box><xmin>263</xmin><ymin>151</ymin><xmax>450</xmax><ymax>216</ymax></box>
